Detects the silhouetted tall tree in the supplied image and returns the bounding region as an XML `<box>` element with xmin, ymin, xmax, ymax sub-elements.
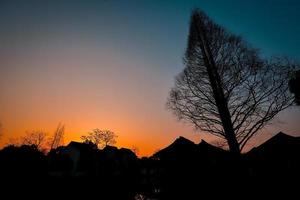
<box><xmin>49</xmin><ymin>123</ymin><xmax>65</xmax><ymax>150</ymax></box>
<box><xmin>167</xmin><ymin>10</ymin><xmax>297</xmax><ymax>154</ymax></box>
<box><xmin>81</xmin><ymin>129</ymin><xmax>117</xmax><ymax>149</ymax></box>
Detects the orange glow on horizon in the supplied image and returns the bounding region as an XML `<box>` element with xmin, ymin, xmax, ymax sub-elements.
<box><xmin>0</xmin><ymin>47</ymin><xmax>204</xmax><ymax>156</ymax></box>
<box><xmin>0</xmin><ymin>120</ymin><xmax>202</xmax><ymax>157</ymax></box>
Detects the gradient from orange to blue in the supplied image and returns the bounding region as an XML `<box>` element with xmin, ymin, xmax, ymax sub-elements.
<box><xmin>0</xmin><ymin>0</ymin><xmax>300</xmax><ymax>156</ymax></box>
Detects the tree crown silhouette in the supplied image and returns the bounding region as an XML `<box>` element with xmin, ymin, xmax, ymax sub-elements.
<box><xmin>81</xmin><ymin>129</ymin><xmax>117</xmax><ymax>149</ymax></box>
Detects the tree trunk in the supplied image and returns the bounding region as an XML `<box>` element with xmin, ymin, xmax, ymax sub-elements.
<box><xmin>194</xmin><ymin>13</ymin><xmax>240</xmax><ymax>155</ymax></box>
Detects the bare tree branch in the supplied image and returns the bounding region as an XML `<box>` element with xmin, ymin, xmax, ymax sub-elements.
<box><xmin>21</xmin><ymin>130</ymin><xmax>48</xmax><ymax>150</ymax></box>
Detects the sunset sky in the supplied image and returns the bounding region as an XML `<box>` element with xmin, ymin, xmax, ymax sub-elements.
<box><xmin>0</xmin><ymin>0</ymin><xmax>300</xmax><ymax>156</ymax></box>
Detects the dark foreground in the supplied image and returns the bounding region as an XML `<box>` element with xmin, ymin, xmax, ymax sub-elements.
<box><xmin>1</xmin><ymin>132</ymin><xmax>299</xmax><ymax>199</ymax></box>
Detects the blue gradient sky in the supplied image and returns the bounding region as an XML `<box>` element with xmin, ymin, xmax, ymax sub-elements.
<box><xmin>0</xmin><ymin>0</ymin><xmax>299</xmax><ymax>155</ymax></box>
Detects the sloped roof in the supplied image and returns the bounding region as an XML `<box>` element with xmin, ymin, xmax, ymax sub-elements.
<box><xmin>153</xmin><ymin>136</ymin><xmax>197</xmax><ymax>158</ymax></box>
<box><xmin>198</xmin><ymin>140</ymin><xmax>228</xmax><ymax>155</ymax></box>
<box><xmin>153</xmin><ymin>136</ymin><xmax>228</xmax><ymax>159</ymax></box>
<box><xmin>248</xmin><ymin>132</ymin><xmax>300</xmax><ymax>154</ymax></box>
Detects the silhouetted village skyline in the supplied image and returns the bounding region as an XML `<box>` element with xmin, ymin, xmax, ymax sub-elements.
<box><xmin>0</xmin><ymin>131</ymin><xmax>299</xmax><ymax>199</ymax></box>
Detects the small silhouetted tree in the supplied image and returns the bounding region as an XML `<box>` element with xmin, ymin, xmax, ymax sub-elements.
<box><xmin>289</xmin><ymin>70</ymin><xmax>300</xmax><ymax>105</ymax></box>
<box><xmin>21</xmin><ymin>130</ymin><xmax>48</xmax><ymax>150</ymax></box>
<box><xmin>101</xmin><ymin>130</ymin><xmax>117</xmax><ymax>147</ymax></box>
<box><xmin>49</xmin><ymin>123</ymin><xmax>65</xmax><ymax>150</ymax></box>
<box><xmin>167</xmin><ymin>10</ymin><xmax>297</xmax><ymax>154</ymax></box>
<box><xmin>81</xmin><ymin>129</ymin><xmax>117</xmax><ymax>149</ymax></box>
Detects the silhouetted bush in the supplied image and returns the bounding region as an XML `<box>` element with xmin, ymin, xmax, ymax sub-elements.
<box><xmin>0</xmin><ymin>144</ymin><xmax>47</xmax><ymax>178</ymax></box>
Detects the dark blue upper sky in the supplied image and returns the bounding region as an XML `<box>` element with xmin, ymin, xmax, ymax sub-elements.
<box><xmin>1</xmin><ymin>0</ymin><xmax>300</xmax><ymax>58</ymax></box>
<box><xmin>0</xmin><ymin>0</ymin><xmax>299</xmax><ymax>154</ymax></box>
